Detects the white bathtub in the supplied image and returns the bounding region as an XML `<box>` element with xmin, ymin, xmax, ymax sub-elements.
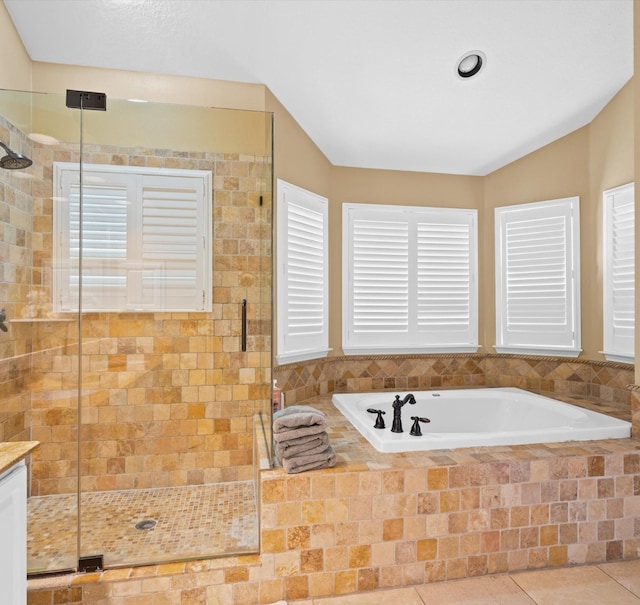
<box><xmin>331</xmin><ymin>387</ymin><xmax>631</xmax><ymax>453</ymax></box>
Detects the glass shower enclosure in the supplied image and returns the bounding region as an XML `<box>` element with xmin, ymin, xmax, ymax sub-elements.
<box><xmin>0</xmin><ymin>88</ymin><xmax>272</xmax><ymax>572</ymax></box>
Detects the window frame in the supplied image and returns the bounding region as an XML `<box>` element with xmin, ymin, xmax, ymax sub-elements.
<box><xmin>53</xmin><ymin>162</ymin><xmax>212</xmax><ymax>313</ymax></box>
<box><xmin>342</xmin><ymin>202</ymin><xmax>478</xmax><ymax>355</ymax></box>
<box><xmin>494</xmin><ymin>196</ymin><xmax>581</xmax><ymax>357</ymax></box>
<box><xmin>276</xmin><ymin>179</ymin><xmax>330</xmax><ymax>365</ymax></box>
<box><xmin>602</xmin><ymin>182</ymin><xmax>634</xmax><ymax>364</ymax></box>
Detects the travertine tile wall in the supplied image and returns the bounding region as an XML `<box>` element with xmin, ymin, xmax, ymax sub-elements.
<box><xmin>0</xmin><ymin>123</ymin><xmax>34</xmax><ymax>354</ymax></box>
<box><xmin>262</xmin><ymin>393</ymin><xmax>639</xmax><ymax>598</ymax></box>
<box><xmin>0</xmin><ymin>355</ymin><xmax>30</xmax><ymax>443</ymax></box>
<box><xmin>1</xmin><ymin>133</ymin><xmax>273</xmax><ymax>495</ymax></box>
<box><xmin>630</xmin><ymin>388</ymin><xmax>640</xmax><ymax>440</ymax></box>
<box><xmin>258</xmin><ymin>447</ymin><xmax>640</xmax><ymax>601</ymax></box>
<box><xmin>274</xmin><ymin>354</ymin><xmax>633</xmax><ymax>413</ymax></box>
<box><xmin>0</xmin><ymin>119</ymin><xmax>35</xmax><ymax>444</ymax></box>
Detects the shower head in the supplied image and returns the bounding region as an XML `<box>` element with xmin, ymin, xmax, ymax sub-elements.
<box><xmin>0</xmin><ymin>141</ymin><xmax>32</xmax><ymax>170</ymax></box>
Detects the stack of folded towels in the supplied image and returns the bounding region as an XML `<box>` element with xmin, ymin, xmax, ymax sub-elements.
<box><xmin>273</xmin><ymin>405</ymin><xmax>336</xmax><ymax>474</ymax></box>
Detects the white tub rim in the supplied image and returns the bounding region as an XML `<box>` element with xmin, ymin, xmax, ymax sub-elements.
<box><xmin>331</xmin><ymin>387</ymin><xmax>631</xmax><ymax>453</ymax></box>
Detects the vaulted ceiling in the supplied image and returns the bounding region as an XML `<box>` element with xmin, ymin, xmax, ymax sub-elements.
<box><xmin>4</xmin><ymin>0</ymin><xmax>634</xmax><ymax>175</ymax></box>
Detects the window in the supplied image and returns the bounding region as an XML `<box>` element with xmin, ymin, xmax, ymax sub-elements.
<box><xmin>276</xmin><ymin>180</ymin><xmax>329</xmax><ymax>364</ymax></box>
<box><xmin>603</xmin><ymin>183</ymin><xmax>634</xmax><ymax>363</ymax></box>
<box><xmin>342</xmin><ymin>203</ymin><xmax>478</xmax><ymax>354</ymax></box>
<box><xmin>53</xmin><ymin>163</ymin><xmax>212</xmax><ymax>312</ymax></box>
<box><xmin>495</xmin><ymin>196</ymin><xmax>580</xmax><ymax>357</ymax></box>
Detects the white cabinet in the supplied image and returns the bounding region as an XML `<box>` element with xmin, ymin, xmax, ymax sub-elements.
<box><xmin>0</xmin><ymin>460</ymin><xmax>27</xmax><ymax>605</ymax></box>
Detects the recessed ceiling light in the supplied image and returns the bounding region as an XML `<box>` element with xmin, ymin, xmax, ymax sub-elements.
<box><xmin>456</xmin><ymin>51</ymin><xmax>486</xmax><ymax>79</ymax></box>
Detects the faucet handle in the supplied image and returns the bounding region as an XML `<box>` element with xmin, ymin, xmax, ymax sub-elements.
<box><xmin>409</xmin><ymin>416</ymin><xmax>431</xmax><ymax>436</ymax></box>
<box><xmin>367</xmin><ymin>408</ymin><xmax>386</xmax><ymax>429</ymax></box>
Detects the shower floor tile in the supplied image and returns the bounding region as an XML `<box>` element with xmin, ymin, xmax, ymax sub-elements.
<box><xmin>27</xmin><ymin>481</ymin><xmax>258</xmax><ymax>573</ymax></box>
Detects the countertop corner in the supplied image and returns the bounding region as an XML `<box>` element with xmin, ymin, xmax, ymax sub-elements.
<box><xmin>0</xmin><ymin>441</ymin><xmax>39</xmax><ymax>475</ymax></box>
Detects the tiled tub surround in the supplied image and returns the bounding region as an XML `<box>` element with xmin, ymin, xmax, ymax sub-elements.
<box><xmin>28</xmin><ymin>394</ymin><xmax>640</xmax><ymax>604</ymax></box>
<box><xmin>274</xmin><ymin>354</ymin><xmax>635</xmax><ymax>431</ymax></box>
<box><xmin>275</xmin><ymin>354</ymin><xmax>633</xmax><ymax>405</ymax></box>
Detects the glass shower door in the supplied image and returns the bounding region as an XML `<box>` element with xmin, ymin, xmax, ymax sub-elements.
<box><xmin>0</xmin><ymin>89</ymin><xmax>82</xmax><ymax>574</ymax></box>
<box><xmin>1</xmin><ymin>88</ymin><xmax>272</xmax><ymax>573</ymax></box>
<box><xmin>75</xmin><ymin>98</ymin><xmax>273</xmax><ymax>567</ymax></box>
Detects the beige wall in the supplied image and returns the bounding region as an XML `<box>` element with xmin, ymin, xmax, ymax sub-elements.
<box><xmin>589</xmin><ymin>80</ymin><xmax>635</xmax><ymax>361</ymax></box>
<box><xmin>483</xmin><ymin>80</ymin><xmax>632</xmax><ymax>361</ymax></box>
<box><xmin>0</xmin><ymin>2</ymin><xmax>31</xmax><ymax>91</ymax></box>
<box><xmin>484</xmin><ymin>126</ymin><xmax>592</xmax><ymax>356</ymax></box>
<box><xmin>265</xmin><ymin>89</ymin><xmax>332</xmax><ymax>197</ymax></box>
<box><xmin>265</xmin><ymin>89</ymin><xmax>334</xmax><ymax>362</ymax></box>
<box><xmin>590</xmin><ymin>81</ymin><xmax>634</xmax><ymax>192</ymax></box>
<box><xmin>28</xmin><ymin>63</ymin><xmax>270</xmax><ymax>155</ymax></box>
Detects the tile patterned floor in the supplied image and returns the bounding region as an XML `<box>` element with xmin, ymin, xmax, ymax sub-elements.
<box><xmin>290</xmin><ymin>559</ymin><xmax>640</xmax><ymax>604</ymax></box>
<box><xmin>27</xmin><ymin>481</ymin><xmax>258</xmax><ymax>573</ymax></box>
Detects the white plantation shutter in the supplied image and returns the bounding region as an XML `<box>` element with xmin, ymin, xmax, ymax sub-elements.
<box><xmin>276</xmin><ymin>180</ymin><xmax>329</xmax><ymax>364</ymax></box>
<box><xmin>65</xmin><ymin>178</ymin><xmax>131</xmax><ymax>310</ymax></box>
<box><xmin>603</xmin><ymin>183</ymin><xmax>635</xmax><ymax>362</ymax></box>
<box><xmin>343</xmin><ymin>204</ymin><xmax>478</xmax><ymax>354</ymax></box>
<box><xmin>54</xmin><ymin>164</ymin><xmax>211</xmax><ymax>312</ymax></box>
<box><xmin>284</xmin><ymin>202</ymin><xmax>325</xmax><ymax>338</ymax></box>
<box><xmin>138</xmin><ymin>175</ymin><xmax>206</xmax><ymax>310</ymax></box>
<box><xmin>417</xmin><ymin>217</ymin><xmax>475</xmax><ymax>344</ymax></box>
<box><xmin>352</xmin><ymin>218</ymin><xmax>409</xmax><ymax>336</ymax></box>
<box><xmin>495</xmin><ymin>197</ymin><xmax>581</xmax><ymax>356</ymax></box>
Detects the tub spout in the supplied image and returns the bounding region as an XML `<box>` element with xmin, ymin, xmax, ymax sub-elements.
<box><xmin>391</xmin><ymin>393</ymin><xmax>416</xmax><ymax>433</ymax></box>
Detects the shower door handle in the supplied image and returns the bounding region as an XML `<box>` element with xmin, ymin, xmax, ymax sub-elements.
<box><xmin>241</xmin><ymin>299</ymin><xmax>247</xmax><ymax>352</ymax></box>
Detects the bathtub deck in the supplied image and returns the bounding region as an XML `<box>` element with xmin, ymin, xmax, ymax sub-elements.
<box><xmin>304</xmin><ymin>390</ymin><xmax>635</xmax><ymax>472</ymax></box>
<box><xmin>257</xmin><ymin>391</ymin><xmax>640</xmax><ymax>596</ymax></box>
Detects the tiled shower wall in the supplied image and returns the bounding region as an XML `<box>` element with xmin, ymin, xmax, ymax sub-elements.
<box><xmin>0</xmin><ymin>354</ymin><xmax>31</xmax><ymax>443</ymax></box>
<box><xmin>0</xmin><ymin>129</ymin><xmax>273</xmax><ymax>495</ymax></box>
<box><xmin>0</xmin><ymin>119</ymin><xmax>35</xmax><ymax>445</ymax></box>
<box><xmin>274</xmin><ymin>354</ymin><xmax>634</xmax><ymax>413</ymax></box>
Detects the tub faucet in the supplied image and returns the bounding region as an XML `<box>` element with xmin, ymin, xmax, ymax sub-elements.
<box><xmin>391</xmin><ymin>393</ymin><xmax>416</xmax><ymax>433</ymax></box>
